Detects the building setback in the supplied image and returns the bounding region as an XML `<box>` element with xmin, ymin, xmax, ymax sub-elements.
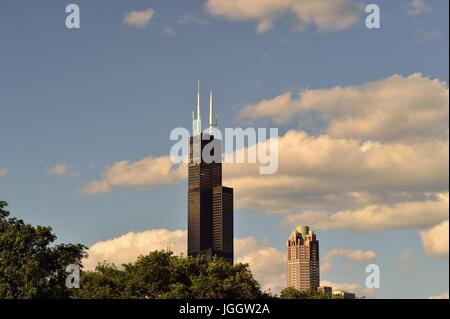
<box><xmin>286</xmin><ymin>226</ymin><xmax>320</xmax><ymax>291</ymax></box>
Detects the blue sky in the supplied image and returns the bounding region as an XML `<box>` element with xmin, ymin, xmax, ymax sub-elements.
<box><xmin>0</xmin><ymin>0</ymin><xmax>448</xmax><ymax>298</ymax></box>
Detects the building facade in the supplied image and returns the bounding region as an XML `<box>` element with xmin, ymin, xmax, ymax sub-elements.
<box><xmin>286</xmin><ymin>226</ymin><xmax>320</xmax><ymax>291</ymax></box>
<box><xmin>187</xmin><ymin>84</ymin><xmax>234</xmax><ymax>263</ymax></box>
<box><xmin>332</xmin><ymin>290</ymin><xmax>356</xmax><ymax>299</ymax></box>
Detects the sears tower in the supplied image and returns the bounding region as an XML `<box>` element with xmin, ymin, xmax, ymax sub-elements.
<box><xmin>188</xmin><ymin>82</ymin><xmax>234</xmax><ymax>263</ymax></box>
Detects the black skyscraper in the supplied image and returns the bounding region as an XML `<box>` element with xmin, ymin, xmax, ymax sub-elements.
<box><xmin>188</xmin><ymin>87</ymin><xmax>233</xmax><ymax>263</ymax></box>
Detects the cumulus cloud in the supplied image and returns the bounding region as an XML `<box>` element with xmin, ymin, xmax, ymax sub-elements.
<box><xmin>239</xmin><ymin>74</ymin><xmax>449</xmax><ymax>142</ymax></box>
<box><xmin>231</xmin><ymin>75</ymin><xmax>449</xmax><ymax>235</ymax></box>
<box><xmin>325</xmin><ymin>248</ymin><xmax>376</xmax><ymax>262</ymax></box>
<box><xmin>80</xmin><ymin>180</ymin><xmax>110</xmax><ymax>195</ymax></box>
<box><xmin>407</xmin><ymin>0</ymin><xmax>431</xmax><ymax>16</ymax></box>
<box><xmin>224</xmin><ymin>129</ymin><xmax>448</xmax><ymax>214</ymax></box>
<box><xmin>82</xmin><ymin>230</ymin><xmax>386</xmax><ymax>296</ymax></box>
<box><xmin>48</xmin><ymin>164</ymin><xmax>79</xmax><ymax>177</ymax></box>
<box><xmin>205</xmin><ymin>0</ymin><xmax>363</xmax><ymax>33</ymax></box>
<box><xmin>321</xmin><ymin>248</ymin><xmax>376</xmax><ymax>274</ymax></box>
<box><xmin>420</xmin><ymin>220</ymin><xmax>449</xmax><ymax>257</ymax></box>
<box><xmin>84</xmin><ymin>229</ymin><xmax>187</xmax><ymax>270</ymax></box>
<box><xmin>284</xmin><ymin>193</ymin><xmax>449</xmax><ymax>231</ymax></box>
<box><xmin>81</xmin><ymin>156</ymin><xmax>186</xmax><ymax>195</ymax></box>
<box><xmin>123</xmin><ymin>8</ymin><xmax>155</xmax><ymax>28</ymax></box>
<box><xmin>428</xmin><ymin>292</ymin><xmax>449</xmax><ymax>299</ymax></box>
<box><xmin>235</xmin><ymin>237</ymin><xmax>286</xmax><ymax>293</ymax></box>
<box><xmin>84</xmin><ymin>229</ymin><xmax>286</xmax><ymax>294</ymax></box>
<box><xmin>0</xmin><ymin>168</ymin><xmax>8</xmax><ymax>178</ymax></box>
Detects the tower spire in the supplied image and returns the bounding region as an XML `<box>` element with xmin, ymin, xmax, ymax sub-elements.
<box><xmin>197</xmin><ymin>80</ymin><xmax>201</xmax><ymax>134</ymax></box>
<box><xmin>209</xmin><ymin>91</ymin><xmax>213</xmax><ymax>134</ymax></box>
<box><xmin>192</xmin><ymin>110</ymin><xmax>195</xmax><ymax>134</ymax></box>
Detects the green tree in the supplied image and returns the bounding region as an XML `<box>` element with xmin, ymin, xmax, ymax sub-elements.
<box><xmin>74</xmin><ymin>251</ymin><xmax>264</xmax><ymax>299</ymax></box>
<box><xmin>280</xmin><ymin>287</ymin><xmax>330</xmax><ymax>299</ymax></box>
<box><xmin>71</xmin><ymin>263</ymin><xmax>130</xmax><ymax>299</ymax></box>
<box><xmin>190</xmin><ymin>257</ymin><xmax>263</xmax><ymax>299</ymax></box>
<box><xmin>1</xmin><ymin>200</ymin><xmax>266</xmax><ymax>299</ymax></box>
<box><xmin>0</xmin><ymin>201</ymin><xmax>87</xmax><ymax>299</ymax></box>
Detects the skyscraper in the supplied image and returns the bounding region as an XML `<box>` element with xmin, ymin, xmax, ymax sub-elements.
<box><xmin>188</xmin><ymin>82</ymin><xmax>234</xmax><ymax>263</ymax></box>
<box><xmin>286</xmin><ymin>226</ymin><xmax>320</xmax><ymax>291</ymax></box>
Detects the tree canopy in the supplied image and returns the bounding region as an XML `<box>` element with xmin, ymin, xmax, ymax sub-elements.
<box><xmin>280</xmin><ymin>286</ymin><xmax>331</xmax><ymax>299</ymax></box>
<box><xmin>72</xmin><ymin>251</ymin><xmax>266</xmax><ymax>299</ymax></box>
<box><xmin>1</xmin><ymin>200</ymin><xmax>340</xmax><ymax>299</ymax></box>
<box><xmin>0</xmin><ymin>201</ymin><xmax>86</xmax><ymax>298</ymax></box>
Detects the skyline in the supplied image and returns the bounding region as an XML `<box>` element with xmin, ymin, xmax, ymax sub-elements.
<box><xmin>0</xmin><ymin>0</ymin><xmax>448</xmax><ymax>299</ymax></box>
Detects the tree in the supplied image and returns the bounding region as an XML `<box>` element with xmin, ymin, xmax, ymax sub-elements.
<box><xmin>70</xmin><ymin>263</ymin><xmax>130</xmax><ymax>299</ymax></box>
<box><xmin>74</xmin><ymin>251</ymin><xmax>264</xmax><ymax>299</ymax></box>
<box><xmin>1</xmin><ymin>200</ymin><xmax>265</xmax><ymax>299</ymax></box>
<box><xmin>0</xmin><ymin>201</ymin><xmax>87</xmax><ymax>298</ymax></box>
<box><xmin>189</xmin><ymin>257</ymin><xmax>263</xmax><ymax>299</ymax></box>
<box><xmin>280</xmin><ymin>287</ymin><xmax>330</xmax><ymax>299</ymax></box>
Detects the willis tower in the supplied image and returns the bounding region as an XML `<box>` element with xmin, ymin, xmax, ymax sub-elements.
<box><xmin>188</xmin><ymin>82</ymin><xmax>234</xmax><ymax>263</ymax></box>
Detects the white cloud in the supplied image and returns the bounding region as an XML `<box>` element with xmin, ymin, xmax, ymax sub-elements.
<box><xmin>81</xmin><ymin>156</ymin><xmax>186</xmax><ymax>195</ymax></box>
<box><xmin>83</xmin><ymin>230</ymin><xmax>386</xmax><ymax>296</ymax></box>
<box><xmin>420</xmin><ymin>220</ymin><xmax>449</xmax><ymax>257</ymax></box>
<box><xmin>123</xmin><ymin>8</ymin><xmax>155</xmax><ymax>28</ymax></box>
<box><xmin>235</xmin><ymin>237</ymin><xmax>286</xmax><ymax>294</ymax></box>
<box><xmin>230</xmin><ymin>75</ymin><xmax>449</xmax><ymax>229</ymax></box>
<box><xmin>284</xmin><ymin>193</ymin><xmax>449</xmax><ymax>232</ymax></box>
<box><xmin>84</xmin><ymin>230</ymin><xmax>286</xmax><ymax>294</ymax></box>
<box><xmin>48</xmin><ymin>164</ymin><xmax>80</xmax><ymax>177</ymax></box>
<box><xmin>239</xmin><ymin>74</ymin><xmax>449</xmax><ymax>142</ymax></box>
<box><xmin>0</xmin><ymin>168</ymin><xmax>8</xmax><ymax>178</ymax></box>
<box><xmin>205</xmin><ymin>0</ymin><xmax>363</xmax><ymax>33</ymax></box>
<box><xmin>80</xmin><ymin>180</ymin><xmax>110</xmax><ymax>195</ymax></box>
<box><xmin>428</xmin><ymin>292</ymin><xmax>449</xmax><ymax>299</ymax></box>
<box><xmin>321</xmin><ymin>248</ymin><xmax>376</xmax><ymax>274</ymax></box>
<box><xmin>407</xmin><ymin>0</ymin><xmax>431</xmax><ymax>16</ymax></box>
<box><xmin>325</xmin><ymin>248</ymin><xmax>376</xmax><ymax>262</ymax></box>
<box><xmin>81</xmin><ymin>74</ymin><xmax>448</xmax><ymax>230</ymax></box>
<box><xmin>224</xmin><ymin>129</ymin><xmax>448</xmax><ymax>214</ymax></box>
<box><xmin>84</xmin><ymin>229</ymin><xmax>187</xmax><ymax>270</ymax></box>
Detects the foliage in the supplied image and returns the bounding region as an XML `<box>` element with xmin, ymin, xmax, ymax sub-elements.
<box><xmin>73</xmin><ymin>251</ymin><xmax>265</xmax><ymax>299</ymax></box>
<box><xmin>280</xmin><ymin>286</ymin><xmax>331</xmax><ymax>299</ymax></box>
<box><xmin>0</xmin><ymin>201</ymin><xmax>87</xmax><ymax>298</ymax></box>
<box><xmin>1</xmin><ymin>200</ymin><xmax>337</xmax><ymax>300</ymax></box>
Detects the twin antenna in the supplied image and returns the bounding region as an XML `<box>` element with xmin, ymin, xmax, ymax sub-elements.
<box><xmin>192</xmin><ymin>80</ymin><xmax>217</xmax><ymax>135</ymax></box>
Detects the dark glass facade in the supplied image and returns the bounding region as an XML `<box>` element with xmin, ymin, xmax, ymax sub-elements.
<box><xmin>188</xmin><ymin>133</ymin><xmax>233</xmax><ymax>263</ymax></box>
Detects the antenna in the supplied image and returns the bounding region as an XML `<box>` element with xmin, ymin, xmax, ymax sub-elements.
<box><xmin>209</xmin><ymin>91</ymin><xmax>213</xmax><ymax>134</ymax></box>
<box><xmin>197</xmin><ymin>80</ymin><xmax>201</xmax><ymax>134</ymax></box>
<box><xmin>192</xmin><ymin>110</ymin><xmax>195</xmax><ymax>134</ymax></box>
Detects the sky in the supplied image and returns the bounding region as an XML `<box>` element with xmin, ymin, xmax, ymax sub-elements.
<box><xmin>0</xmin><ymin>0</ymin><xmax>448</xmax><ymax>299</ymax></box>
